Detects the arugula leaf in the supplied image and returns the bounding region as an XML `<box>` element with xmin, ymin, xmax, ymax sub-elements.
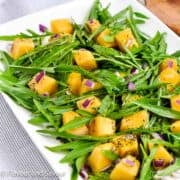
<box><xmin>46</xmin><ymin>141</ymin><xmax>95</xmax><ymax>152</ymax></box>
<box><xmin>134</xmin><ymin>12</ymin><xmax>149</xmax><ymax>19</ymax></box>
<box><xmin>98</xmin><ymin>95</ymin><xmax>117</xmax><ymax>116</ymax></box>
<box><xmin>33</xmin><ymin>99</ymin><xmax>56</xmax><ymax>127</ymax></box>
<box><xmin>37</xmin><ymin>129</ymin><xmax>111</xmax><ymax>141</ymax></box>
<box><xmin>139</xmin><ymin>146</ymin><xmax>157</xmax><ymax>180</ymax></box>
<box><xmin>102</xmin><ymin>150</ymin><xmax>119</xmax><ymax>161</ymax></box>
<box><xmin>0</xmin><ymin>29</ymin><xmax>52</xmax><ymax>41</ymax></box>
<box><xmin>88</xmin><ymin>0</ymin><xmax>100</xmax><ymax>20</ymax></box>
<box><xmin>71</xmin><ymin>164</ymin><xmax>78</xmax><ymax>180</ymax></box>
<box><xmin>28</xmin><ymin>115</ymin><xmax>48</xmax><ymax>125</ymax></box>
<box><xmin>75</xmin><ymin>155</ymin><xmax>87</xmax><ymax>172</ymax></box>
<box><xmin>89</xmin><ymin>172</ymin><xmax>110</xmax><ymax>180</ymax></box>
<box><xmin>134</xmin><ymin>98</ymin><xmax>180</xmax><ymax>119</ymax></box>
<box><xmin>58</xmin><ymin>117</ymin><xmax>92</xmax><ymax>133</ymax></box>
<box><xmin>60</xmin><ymin>143</ymin><xmax>97</xmax><ymax>163</ymax></box>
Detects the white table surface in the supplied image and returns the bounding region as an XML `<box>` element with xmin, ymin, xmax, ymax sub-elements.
<box><xmin>0</xmin><ymin>0</ymin><xmax>72</xmax><ymax>24</ymax></box>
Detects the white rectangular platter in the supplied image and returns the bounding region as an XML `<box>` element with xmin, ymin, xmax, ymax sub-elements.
<box><xmin>0</xmin><ymin>0</ymin><xmax>179</xmax><ymax>179</ymax></box>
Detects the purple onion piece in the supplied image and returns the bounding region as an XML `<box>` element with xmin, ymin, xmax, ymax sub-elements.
<box><xmin>39</xmin><ymin>24</ymin><xmax>48</xmax><ymax>33</ymax></box>
<box><xmin>128</xmin><ymin>82</ymin><xmax>135</xmax><ymax>91</ymax></box>
<box><xmin>153</xmin><ymin>159</ymin><xmax>164</xmax><ymax>167</ymax></box>
<box><xmin>125</xmin><ymin>159</ymin><xmax>135</xmax><ymax>166</ymax></box>
<box><xmin>42</xmin><ymin>92</ymin><xmax>49</xmax><ymax>96</ymax></box>
<box><xmin>82</xmin><ymin>99</ymin><xmax>91</xmax><ymax>108</ymax></box>
<box><xmin>53</xmin><ymin>34</ymin><xmax>60</xmax><ymax>39</ymax></box>
<box><xmin>85</xmin><ymin>80</ymin><xmax>95</xmax><ymax>88</ymax></box>
<box><xmin>35</xmin><ymin>71</ymin><xmax>45</xmax><ymax>83</ymax></box>
<box><xmin>176</xmin><ymin>100</ymin><xmax>180</xmax><ymax>105</ymax></box>
<box><xmin>131</xmin><ymin>68</ymin><xmax>139</xmax><ymax>75</ymax></box>
<box><xmin>79</xmin><ymin>166</ymin><xmax>89</xmax><ymax>180</ymax></box>
<box><xmin>167</xmin><ymin>60</ymin><xmax>173</xmax><ymax>68</ymax></box>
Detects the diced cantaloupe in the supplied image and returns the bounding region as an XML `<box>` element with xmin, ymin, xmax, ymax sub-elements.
<box><xmin>170</xmin><ymin>95</ymin><xmax>180</xmax><ymax>112</ymax></box>
<box><xmin>170</xmin><ymin>121</ymin><xmax>180</xmax><ymax>133</ymax></box>
<box><xmin>79</xmin><ymin>79</ymin><xmax>102</xmax><ymax>95</ymax></box>
<box><xmin>11</xmin><ymin>38</ymin><xmax>34</xmax><ymax>59</ymax></box>
<box><xmin>159</xmin><ymin>68</ymin><xmax>180</xmax><ymax>90</ymax></box>
<box><xmin>110</xmin><ymin>155</ymin><xmax>140</xmax><ymax>180</ymax></box>
<box><xmin>73</xmin><ymin>49</ymin><xmax>97</xmax><ymax>70</ymax></box>
<box><xmin>86</xmin><ymin>19</ymin><xmax>101</xmax><ymax>32</ymax></box>
<box><xmin>96</xmin><ymin>29</ymin><xmax>116</xmax><ymax>48</ymax></box>
<box><xmin>115</xmin><ymin>28</ymin><xmax>139</xmax><ymax>51</ymax></box>
<box><xmin>50</xmin><ymin>19</ymin><xmax>73</xmax><ymax>35</ymax></box>
<box><xmin>67</xmin><ymin>72</ymin><xmax>82</xmax><ymax>95</ymax></box>
<box><xmin>28</xmin><ymin>73</ymin><xmax>58</xmax><ymax>95</ymax></box>
<box><xmin>62</xmin><ymin>111</ymin><xmax>88</xmax><ymax>135</ymax></box>
<box><xmin>88</xmin><ymin>143</ymin><xmax>114</xmax><ymax>172</ymax></box>
<box><xmin>112</xmin><ymin>135</ymin><xmax>139</xmax><ymax>157</ymax></box>
<box><xmin>149</xmin><ymin>144</ymin><xmax>174</xmax><ymax>170</ymax></box>
<box><xmin>120</xmin><ymin>110</ymin><xmax>149</xmax><ymax>131</ymax></box>
<box><xmin>89</xmin><ymin>116</ymin><xmax>116</xmax><ymax>136</ymax></box>
<box><xmin>76</xmin><ymin>96</ymin><xmax>101</xmax><ymax>114</ymax></box>
<box><xmin>160</xmin><ymin>58</ymin><xmax>178</xmax><ymax>71</ymax></box>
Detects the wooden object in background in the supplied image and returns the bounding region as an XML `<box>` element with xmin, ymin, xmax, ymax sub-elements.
<box><xmin>146</xmin><ymin>0</ymin><xmax>180</xmax><ymax>35</ymax></box>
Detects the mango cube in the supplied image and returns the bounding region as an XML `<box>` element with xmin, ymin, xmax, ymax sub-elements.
<box><xmin>159</xmin><ymin>68</ymin><xmax>180</xmax><ymax>90</ymax></box>
<box><xmin>120</xmin><ymin>110</ymin><xmax>149</xmax><ymax>131</ymax></box>
<box><xmin>88</xmin><ymin>143</ymin><xmax>114</xmax><ymax>172</ymax></box>
<box><xmin>73</xmin><ymin>49</ymin><xmax>97</xmax><ymax>70</ymax></box>
<box><xmin>28</xmin><ymin>72</ymin><xmax>58</xmax><ymax>95</ymax></box>
<box><xmin>89</xmin><ymin>116</ymin><xmax>115</xmax><ymax>136</ymax></box>
<box><xmin>11</xmin><ymin>38</ymin><xmax>34</xmax><ymax>59</ymax></box>
<box><xmin>160</xmin><ymin>58</ymin><xmax>178</xmax><ymax>72</ymax></box>
<box><xmin>62</xmin><ymin>111</ymin><xmax>88</xmax><ymax>135</ymax></box>
<box><xmin>115</xmin><ymin>28</ymin><xmax>139</xmax><ymax>51</ymax></box>
<box><xmin>86</xmin><ymin>19</ymin><xmax>101</xmax><ymax>32</ymax></box>
<box><xmin>96</xmin><ymin>29</ymin><xmax>116</xmax><ymax>48</ymax></box>
<box><xmin>51</xmin><ymin>19</ymin><xmax>73</xmax><ymax>35</ymax></box>
<box><xmin>170</xmin><ymin>95</ymin><xmax>180</xmax><ymax>112</ymax></box>
<box><xmin>67</xmin><ymin>72</ymin><xmax>82</xmax><ymax>95</ymax></box>
<box><xmin>110</xmin><ymin>155</ymin><xmax>140</xmax><ymax>180</ymax></box>
<box><xmin>79</xmin><ymin>79</ymin><xmax>102</xmax><ymax>95</ymax></box>
<box><xmin>149</xmin><ymin>144</ymin><xmax>174</xmax><ymax>170</ymax></box>
<box><xmin>76</xmin><ymin>96</ymin><xmax>101</xmax><ymax>114</ymax></box>
<box><xmin>112</xmin><ymin>135</ymin><xmax>138</xmax><ymax>157</ymax></box>
<box><xmin>171</xmin><ymin>121</ymin><xmax>180</xmax><ymax>133</ymax></box>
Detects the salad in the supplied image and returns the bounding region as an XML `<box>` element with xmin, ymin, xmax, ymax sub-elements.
<box><xmin>0</xmin><ymin>0</ymin><xmax>180</xmax><ymax>179</ymax></box>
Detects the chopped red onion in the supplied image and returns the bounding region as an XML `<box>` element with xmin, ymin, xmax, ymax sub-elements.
<box><xmin>79</xmin><ymin>166</ymin><xmax>89</xmax><ymax>180</ymax></box>
<box><xmin>128</xmin><ymin>82</ymin><xmax>135</xmax><ymax>91</ymax></box>
<box><xmin>42</xmin><ymin>92</ymin><xmax>49</xmax><ymax>96</ymax></box>
<box><xmin>125</xmin><ymin>159</ymin><xmax>135</xmax><ymax>166</ymax></box>
<box><xmin>167</xmin><ymin>60</ymin><xmax>173</xmax><ymax>68</ymax></box>
<box><xmin>176</xmin><ymin>100</ymin><xmax>180</xmax><ymax>105</ymax></box>
<box><xmin>85</xmin><ymin>80</ymin><xmax>95</xmax><ymax>88</ymax></box>
<box><xmin>39</xmin><ymin>24</ymin><xmax>48</xmax><ymax>33</ymax></box>
<box><xmin>82</xmin><ymin>99</ymin><xmax>91</xmax><ymax>108</ymax></box>
<box><xmin>53</xmin><ymin>34</ymin><xmax>60</xmax><ymax>38</ymax></box>
<box><xmin>35</xmin><ymin>71</ymin><xmax>45</xmax><ymax>83</ymax></box>
<box><xmin>131</xmin><ymin>68</ymin><xmax>139</xmax><ymax>75</ymax></box>
<box><xmin>153</xmin><ymin>159</ymin><xmax>164</xmax><ymax>167</ymax></box>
